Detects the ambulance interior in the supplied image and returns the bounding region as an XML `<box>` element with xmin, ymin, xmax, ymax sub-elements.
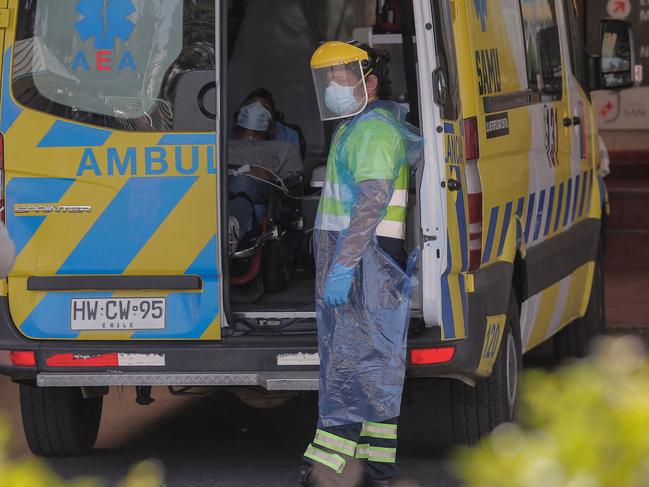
<box><xmin>225</xmin><ymin>0</ymin><xmax>425</xmax><ymax>321</ymax></box>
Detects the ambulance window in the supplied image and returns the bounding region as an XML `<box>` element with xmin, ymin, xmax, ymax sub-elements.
<box><xmin>12</xmin><ymin>0</ymin><xmax>215</xmax><ymax>132</ymax></box>
<box><xmin>562</xmin><ymin>0</ymin><xmax>587</xmax><ymax>91</ymax></box>
<box><xmin>519</xmin><ymin>0</ymin><xmax>563</xmax><ymax>101</ymax></box>
<box><xmin>430</xmin><ymin>0</ymin><xmax>459</xmax><ymax>121</ymax></box>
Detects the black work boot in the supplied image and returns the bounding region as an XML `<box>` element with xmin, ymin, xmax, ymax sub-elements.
<box><xmin>299</xmin><ymin>458</ymin><xmax>365</xmax><ymax>487</ymax></box>
<box><xmin>365</xmin><ymin>479</ymin><xmax>391</xmax><ymax>487</ymax></box>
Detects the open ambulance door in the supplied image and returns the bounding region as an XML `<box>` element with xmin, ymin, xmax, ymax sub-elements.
<box><xmin>414</xmin><ymin>0</ymin><xmax>470</xmax><ymax>341</ymax></box>
<box><xmin>3</xmin><ymin>0</ymin><xmax>224</xmax><ymax>341</ymax></box>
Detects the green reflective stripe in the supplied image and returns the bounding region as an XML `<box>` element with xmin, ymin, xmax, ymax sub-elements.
<box><xmin>319</xmin><ymin>196</ymin><xmax>349</xmax><ymax>216</ymax></box>
<box><xmin>360</xmin><ymin>422</ymin><xmax>398</xmax><ymax>439</ymax></box>
<box><xmin>313</xmin><ymin>430</ymin><xmax>357</xmax><ymax>456</ymax></box>
<box><xmin>384</xmin><ymin>206</ymin><xmax>407</xmax><ymax>223</ymax></box>
<box><xmin>394</xmin><ymin>165</ymin><xmax>409</xmax><ymax>190</ymax></box>
<box><xmin>355</xmin><ymin>443</ymin><xmax>370</xmax><ymax>459</ymax></box>
<box><xmin>367</xmin><ymin>446</ymin><xmax>397</xmax><ymax>463</ymax></box>
<box><xmin>304</xmin><ymin>445</ymin><xmax>346</xmax><ymax>474</ymax></box>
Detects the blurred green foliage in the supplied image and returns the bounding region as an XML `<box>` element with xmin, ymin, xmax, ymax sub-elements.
<box><xmin>455</xmin><ymin>336</ymin><xmax>649</xmax><ymax>487</ymax></box>
<box><xmin>0</xmin><ymin>415</ymin><xmax>164</xmax><ymax>487</ymax></box>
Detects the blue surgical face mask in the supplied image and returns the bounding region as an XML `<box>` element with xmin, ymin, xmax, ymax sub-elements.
<box><xmin>237</xmin><ymin>102</ymin><xmax>272</xmax><ymax>131</ymax></box>
<box><xmin>324</xmin><ymin>81</ymin><xmax>363</xmax><ymax>116</ymax></box>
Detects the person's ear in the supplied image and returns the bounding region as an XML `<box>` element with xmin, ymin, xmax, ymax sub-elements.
<box><xmin>365</xmin><ymin>74</ymin><xmax>379</xmax><ymax>98</ymax></box>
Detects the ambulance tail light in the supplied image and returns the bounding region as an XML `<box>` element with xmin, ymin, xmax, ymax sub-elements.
<box><xmin>463</xmin><ymin>117</ymin><xmax>479</xmax><ymax>161</ymax></box>
<box><xmin>0</xmin><ymin>133</ymin><xmax>4</xmax><ymax>223</ymax></box>
<box><xmin>0</xmin><ymin>350</ymin><xmax>37</xmax><ymax>367</ymax></box>
<box><xmin>411</xmin><ymin>346</ymin><xmax>456</xmax><ymax>365</ymax></box>
<box><xmin>466</xmin><ymin>160</ymin><xmax>483</xmax><ymax>271</ymax></box>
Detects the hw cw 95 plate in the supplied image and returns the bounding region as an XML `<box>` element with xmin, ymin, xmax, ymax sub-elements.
<box><xmin>71</xmin><ymin>298</ymin><xmax>166</xmax><ymax>331</ymax></box>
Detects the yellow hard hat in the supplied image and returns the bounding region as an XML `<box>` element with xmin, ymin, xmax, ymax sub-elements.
<box><xmin>310</xmin><ymin>41</ymin><xmax>369</xmax><ymax>69</ymax></box>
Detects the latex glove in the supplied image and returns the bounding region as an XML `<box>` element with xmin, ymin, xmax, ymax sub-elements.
<box><xmin>324</xmin><ymin>264</ymin><xmax>355</xmax><ymax>307</ymax></box>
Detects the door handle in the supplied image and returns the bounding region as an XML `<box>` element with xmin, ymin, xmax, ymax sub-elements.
<box><xmin>572</xmin><ymin>116</ymin><xmax>581</xmax><ymax>126</ymax></box>
<box><xmin>562</xmin><ymin>117</ymin><xmax>573</xmax><ymax>127</ymax></box>
<box><xmin>447</xmin><ymin>179</ymin><xmax>461</xmax><ymax>192</ymax></box>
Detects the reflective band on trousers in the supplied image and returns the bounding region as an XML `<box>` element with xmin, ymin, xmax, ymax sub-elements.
<box><xmin>304</xmin><ymin>445</ymin><xmax>346</xmax><ymax>474</ymax></box>
<box><xmin>355</xmin><ymin>443</ymin><xmax>371</xmax><ymax>459</ymax></box>
<box><xmin>314</xmin><ymin>429</ymin><xmax>357</xmax><ymax>456</ymax></box>
<box><xmin>360</xmin><ymin>422</ymin><xmax>398</xmax><ymax>439</ymax></box>
<box><xmin>367</xmin><ymin>446</ymin><xmax>397</xmax><ymax>463</ymax></box>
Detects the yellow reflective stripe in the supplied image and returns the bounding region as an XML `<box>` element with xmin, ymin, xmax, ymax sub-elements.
<box><xmin>313</xmin><ymin>430</ymin><xmax>357</xmax><ymax>456</ymax></box>
<box><xmin>384</xmin><ymin>206</ymin><xmax>407</xmax><ymax>223</ymax></box>
<box><xmin>355</xmin><ymin>443</ymin><xmax>370</xmax><ymax>459</ymax></box>
<box><xmin>304</xmin><ymin>445</ymin><xmax>346</xmax><ymax>474</ymax></box>
<box><xmin>394</xmin><ymin>165</ymin><xmax>409</xmax><ymax>190</ymax></box>
<box><xmin>367</xmin><ymin>446</ymin><xmax>397</xmax><ymax>463</ymax></box>
<box><xmin>360</xmin><ymin>422</ymin><xmax>398</xmax><ymax>440</ymax></box>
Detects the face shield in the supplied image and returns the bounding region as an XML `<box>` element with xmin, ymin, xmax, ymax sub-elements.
<box><xmin>312</xmin><ymin>61</ymin><xmax>369</xmax><ymax>121</ymax></box>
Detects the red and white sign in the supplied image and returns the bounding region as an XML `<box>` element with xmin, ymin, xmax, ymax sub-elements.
<box><xmin>592</xmin><ymin>87</ymin><xmax>649</xmax><ymax>130</ymax></box>
<box><xmin>607</xmin><ymin>0</ymin><xmax>631</xmax><ymax>19</ymax></box>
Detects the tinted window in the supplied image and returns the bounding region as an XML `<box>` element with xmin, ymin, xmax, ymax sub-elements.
<box><xmin>519</xmin><ymin>0</ymin><xmax>563</xmax><ymax>101</ymax></box>
<box><xmin>562</xmin><ymin>0</ymin><xmax>587</xmax><ymax>91</ymax></box>
<box><xmin>430</xmin><ymin>0</ymin><xmax>459</xmax><ymax>120</ymax></box>
<box><xmin>13</xmin><ymin>0</ymin><xmax>215</xmax><ymax>132</ymax></box>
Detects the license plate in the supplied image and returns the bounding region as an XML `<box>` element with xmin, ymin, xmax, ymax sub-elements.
<box><xmin>71</xmin><ymin>298</ymin><xmax>166</xmax><ymax>331</ymax></box>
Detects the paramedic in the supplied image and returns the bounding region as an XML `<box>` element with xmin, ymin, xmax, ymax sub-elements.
<box><xmin>227</xmin><ymin>97</ymin><xmax>302</xmax><ymax>247</ymax></box>
<box><xmin>300</xmin><ymin>42</ymin><xmax>420</xmax><ymax>487</ymax></box>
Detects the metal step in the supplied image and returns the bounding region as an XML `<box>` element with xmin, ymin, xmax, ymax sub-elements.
<box><xmin>37</xmin><ymin>371</ymin><xmax>320</xmax><ymax>390</ymax></box>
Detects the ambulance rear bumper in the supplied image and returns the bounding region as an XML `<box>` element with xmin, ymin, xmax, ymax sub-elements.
<box><xmin>0</xmin><ymin>297</ymin><xmax>484</xmax><ymax>386</ymax></box>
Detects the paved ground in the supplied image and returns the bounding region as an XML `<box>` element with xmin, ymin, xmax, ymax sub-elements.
<box><xmin>0</xmin><ymin>376</ymin><xmax>461</xmax><ymax>487</ymax></box>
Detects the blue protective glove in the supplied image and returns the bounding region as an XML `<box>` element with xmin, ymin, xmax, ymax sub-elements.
<box><xmin>324</xmin><ymin>264</ymin><xmax>355</xmax><ymax>307</ymax></box>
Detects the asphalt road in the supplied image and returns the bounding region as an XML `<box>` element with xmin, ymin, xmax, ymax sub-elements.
<box><xmin>0</xmin><ymin>376</ymin><xmax>462</xmax><ymax>487</ymax></box>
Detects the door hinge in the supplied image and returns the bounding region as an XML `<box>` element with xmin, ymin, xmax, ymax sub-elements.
<box><xmin>0</xmin><ymin>9</ymin><xmax>10</xmax><ymax>29</ymax></box>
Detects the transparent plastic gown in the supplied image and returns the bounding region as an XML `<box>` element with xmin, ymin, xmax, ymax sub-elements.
<box><xmin>314</xmin><ymin>101</ymin><xmax>422</xmax><ymax>427</ymax></box>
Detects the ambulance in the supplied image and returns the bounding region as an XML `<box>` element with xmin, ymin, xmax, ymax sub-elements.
<box><xmin>0</xmin><ymin>0</ymin><xmax>637</xmax><ymax>456</ymax></box>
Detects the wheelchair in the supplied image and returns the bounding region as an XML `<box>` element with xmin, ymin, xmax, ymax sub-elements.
<box><xmin>228</xmin><ymin>165</ymin><xmax>305</xmax><ymax>304</ymax></box>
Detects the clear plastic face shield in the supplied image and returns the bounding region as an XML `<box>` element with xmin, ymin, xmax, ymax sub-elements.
<box><xmin>312</xmin><ymin>61</ymin><xmax>369</xmax><ymax>121</ymax></box>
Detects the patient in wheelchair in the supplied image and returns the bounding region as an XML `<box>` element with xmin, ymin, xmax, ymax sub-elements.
<box><xmin>228</xmin><ymin>93</ymin><xmax>303</xmax><ymax>251</ymax></box>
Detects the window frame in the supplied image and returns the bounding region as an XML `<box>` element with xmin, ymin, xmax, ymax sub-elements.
<box><xmin>429</xmin><ymin>0</ymin><xmax>460</xmax><ymax>121</ymax></box>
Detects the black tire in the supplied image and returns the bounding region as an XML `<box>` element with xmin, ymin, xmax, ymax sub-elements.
<box><xmin>20</xmin><ymin>385</ymin><xmax>102</xmax><ymax>457</ymax></box>
<box><xmin>263</xmin><ymin>238</ymin><xmax>295</xmax><ymax>293</ymax></box>
<box><xmin>451</xmin><ymin>291</ymin><xmax>522</xmax><ymax>445</ymax></box>
<box><xmin>584</xmin><ymin>242</ymin><xmax>605</xmax><ymax>339</ymax></box>
<box><xmin>553</xmin><ymin>241</ymin><xmax>605</xmax><ymax>361</ymax></box>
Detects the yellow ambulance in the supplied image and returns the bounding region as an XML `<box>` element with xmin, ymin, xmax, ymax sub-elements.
<box><xmin>0</xmin><ymin>0</ymin><xmax>637</xmax><ymax>455</ymax></box>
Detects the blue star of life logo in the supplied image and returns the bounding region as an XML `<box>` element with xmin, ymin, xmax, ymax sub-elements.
<box><xmin>75</xmin><ymin>0</ymin><xmax>136</xmax><ymax>50</ymax></box>
<box><xmin>474</xmin><ymin>0</ymin><xmax>487</xmax><ymax>32</ymax></box>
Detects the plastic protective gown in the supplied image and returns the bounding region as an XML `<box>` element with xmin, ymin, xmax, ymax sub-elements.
<box><xmin>314</xmin><ymin>100</ymin><xmax>422</xmax><ymax>427</ymax></box>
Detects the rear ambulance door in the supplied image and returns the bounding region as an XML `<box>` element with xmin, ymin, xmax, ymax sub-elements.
<box><xmin>415</xmin><ymin>0</ymin><xmax>470</xmax><ymax>340</ymax></box>
<box><xmin>3</xmin><ymin>0</ymin><xmax>223</xmax><ymax>341</ymax></box>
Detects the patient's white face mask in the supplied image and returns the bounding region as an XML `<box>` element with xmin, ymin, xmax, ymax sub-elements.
<box><xmin>237</xmin><ymin>102</ymin><xmax>273</xmax><ymax>131</ymax></box>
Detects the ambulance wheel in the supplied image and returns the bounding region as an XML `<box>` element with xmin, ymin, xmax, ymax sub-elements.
<box><xmin>553</xmin><ymin>241</ymin><xmax>605</xmax><ymax>361</ymax></box>
<box><xmin>20</xmin><ymin>385</ymin><xmax>102</xmax><ymax>457</ymax></box>
<box><xmin>451</xmin><ymin>291</ymin><xmax>522</xmax><ymax>445</ymax></box>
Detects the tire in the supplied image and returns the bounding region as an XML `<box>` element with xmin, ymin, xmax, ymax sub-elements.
<box><xmin>553</xmin><ymin>241</ymin><xmax>605</xmax><ymax>361</ymax></box>
<box><xmin>451</xmin><ymin>291</ymin><xmax>522</xmax><ymax>445</ymax></box>
<box><xmin>584</xmin><ymin>242</ymin><xmax>605</xmax><ymax>339</ymax></box>
<box><xmin>20</xmin><ymin>385</ymin><xmax>103</xmax><ymax>457</ymax></box>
